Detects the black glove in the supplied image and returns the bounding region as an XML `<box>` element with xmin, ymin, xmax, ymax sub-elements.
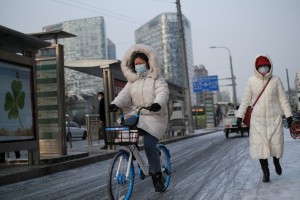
<box><xmin>149</xmin><ymin>103</ymin><xmax>161</xmax><ymax>112</ymax></box>
<box><xmin>286</xmin><ymin>116</ymin><xmax>293</xmax><ymax>128</ymax></box>
<box><xmin>237</xmin><ymin>117</ymin><xmax>243</xmax><ymax>129</ymax></box>
<box><xmin>108</xmin><ymin>104</ymin><xmax>119</xmax><ymax>112</ymax></box>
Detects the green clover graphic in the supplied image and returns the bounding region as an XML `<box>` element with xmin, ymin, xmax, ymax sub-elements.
<box><xmin>4</xmin><ymin>80</ymin><xmax>25</xmax><ymax>130</ymax></box>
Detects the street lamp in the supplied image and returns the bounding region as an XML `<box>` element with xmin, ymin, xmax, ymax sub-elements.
<box><xmin>210</xmin><ymin>46</ymin><xmax>238</xmax><ymax>107</ymax></box>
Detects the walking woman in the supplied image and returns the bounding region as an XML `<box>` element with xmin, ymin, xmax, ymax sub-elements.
<box><xmin>237</xmin><ymin>54</ymin><xmax>293</xmax><ymax>183</ymax></box>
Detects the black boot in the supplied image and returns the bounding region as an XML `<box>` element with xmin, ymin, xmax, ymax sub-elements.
<box><xmin>259</xmin><ymin>159</ymin><xmax>270</xmax><ymax>183</ymax></box>
<box><xmin>151</xmin><ymin>172</ymin><xmax>166</xmax><ymax>192</ymax></box>
<box><xmin>273</xmin><ymin>157</ymin><xmax>282</xmax><ymax>175</ymax></box>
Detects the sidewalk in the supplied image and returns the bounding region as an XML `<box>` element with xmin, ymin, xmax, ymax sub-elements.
<box><xmin>0</xmin><ymin>128</ymin><xmax>219</xmax><ymax>186</ymax></box>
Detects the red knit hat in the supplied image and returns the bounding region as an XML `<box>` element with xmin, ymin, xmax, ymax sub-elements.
<box><xmin>255</xmin><ymin>56</ymin><xmax>271</xmax><ymax>68</ymax></box>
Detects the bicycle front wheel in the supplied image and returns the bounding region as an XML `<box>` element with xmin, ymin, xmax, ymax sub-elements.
<box><xmin>108</xmin><ymin>151</ymin><xmax>134</xmax><ymax>200</ymax></box>
<box><xmin>158</xmin><ymin>144</ymin><xmax>171</xmax><ymax>191</ymax></box>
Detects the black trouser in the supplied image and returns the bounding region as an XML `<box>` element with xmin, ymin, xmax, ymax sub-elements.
<box><xmin>138</xmin><ymin>128</ymin><xmax>160</xmax><ymax>173</ymax></box>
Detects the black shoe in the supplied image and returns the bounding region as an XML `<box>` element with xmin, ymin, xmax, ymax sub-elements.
<box><xmin>273</xmin><ymin>157</ymin><xmax>282</xmax><ymax>175</ymax></box>
<box><xmin>100</xmin><ymin>145</ymin><xmax>108</xmax><ymax>149</ymax></box>
<box><xmin>151</xmin><ymin>172</ymin><xmax>166</xmax><ymax>192</ymax></box>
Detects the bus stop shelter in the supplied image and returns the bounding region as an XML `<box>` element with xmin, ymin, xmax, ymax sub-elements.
<box><xmin>0</xmin><ymin>25</ymin><xmax>51</xmax><ymax>165</ymax></box>
<box><xmin>65</xmin><ymin>60</ymin><xmax>125</xmax><ymax>144</ymax></box>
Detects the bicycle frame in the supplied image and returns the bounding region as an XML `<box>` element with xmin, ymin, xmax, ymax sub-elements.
<box><xmin>119</xmin><ymin>145</ymin><xmax>149</xmax><ymax>179</ymax></box>
<box><xmin>108</xmin><ymin>106</ymin><xmax>171</xmax><ymax>199</ymax></box>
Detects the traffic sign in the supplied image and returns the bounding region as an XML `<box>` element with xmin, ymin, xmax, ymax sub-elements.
<box><xmin>192</xmin><ymin>75</ymin><xmax>219</xmax><ymax>92</ymax></box>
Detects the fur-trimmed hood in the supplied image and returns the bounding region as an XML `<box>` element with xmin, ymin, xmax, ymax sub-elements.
<box><xmin>121</xmin><ymin>44</ymin><xmax>161</xmax><ymax>82</ymax></box>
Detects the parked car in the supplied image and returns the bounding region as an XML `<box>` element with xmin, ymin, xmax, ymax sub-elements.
<box><xmin>223</xmin><ymin>110</ymin><xmax>249</xmax><ymax>138</ymax></box>
<box><xmin>66</xmin><ymin>121</ymin><xmax>87</xmax><ymax>141</ymax></box>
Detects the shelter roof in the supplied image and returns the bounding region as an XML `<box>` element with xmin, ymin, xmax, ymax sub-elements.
<box><xmin>29</xmin><ymin>30</ymin><xmax>76</xmax><ymax>42</ymax></box>
<box><xmin>64</xmin><ymin>60</ymin><xmax>126</xmax><ymax>81</ymax></box>
<box><xmin>0</xmin><ymin>25</ymin><xmax>51</xmax><ymax>53</ymax></box>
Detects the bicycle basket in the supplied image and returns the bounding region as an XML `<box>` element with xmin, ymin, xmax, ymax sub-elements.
<box><xmin>105</xmin><ymin>126</ymin><xmax>139</xmax><ymax>145</ymax></box>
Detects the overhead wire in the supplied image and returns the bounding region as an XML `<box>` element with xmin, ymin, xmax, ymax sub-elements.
<box><xmin>150</xmin><ymin>0</ymin><xmax>175</xmax><ymax>4</ymax></box>
<box><xmin>52</xmin><ymin>0</ymin><xmax>143</xmax><ymax>25</ymax></box>
<box><xmin>51</xmin><ymin>0</ymin><xmax>179</xmax><ymax>45</ymax></box>
<box><xmin>70</xmin><ymin>0</ymin><xmax>144</xmax><ymax>23</ymax></box>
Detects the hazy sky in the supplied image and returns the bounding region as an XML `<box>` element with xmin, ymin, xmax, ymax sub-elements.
<box><xmin>1</xmin><ymin>0</ymin><xmax>299</xmax><ymax>102</ymax></box>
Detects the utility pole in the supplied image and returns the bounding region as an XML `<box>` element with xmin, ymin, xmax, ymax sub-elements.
<box><xmin>229</xmin><ymin>53</ymin><xmax>237</xmax><ymax>107</ymax></box>
<box><xmin>176</xmin><ymin>0</ymin><xmax>194</xmax><ymax>133</ymax></box>
<box><xmin>210</xmin><ymin>46</ymin><xmax>237</xmax><ymax>106</ymax></box>
<box><xmin>286</xmin><ymin>68</ymin><xmax>292</xmax><ymax>105</ymax></box>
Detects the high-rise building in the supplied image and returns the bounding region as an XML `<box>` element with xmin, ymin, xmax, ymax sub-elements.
<box><xmin>194</xmin><ymin>64</ymin><xmax>231</xmax><ymax>105</ymax></box>
<box><xmin>43</xmin><ymin>16</ymin><xmax>117</xmax><ymax>119</ymax></box>
<box><xmin>216</xmin><ymin>90</ymin><xmax>230</xmax><ymax>102</ymax></box>
<box><xmin>107</xmin><ymin>38</ymin><xmax>116</xmax><ymax>60</ymax></box>
<box><xmin>43</xmin><ymin>16</ymin><xmax>108</xmax><ymax>61</ymax></box>
<box><xmin>194</xmin><ymin>64</ymin><xmax>208</xmax><ymax>106</ymax></box>
<box><xmin>135</xmin><ymin>12</ymin><xmax>195</xmax><ymax>105</ymax></box>
<box><xmin>43</xmin><ymin>16</ymin><xmax>116</xmax><ymax>98</ymax></box>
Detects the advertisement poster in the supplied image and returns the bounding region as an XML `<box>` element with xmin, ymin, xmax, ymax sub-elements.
<box><xmin>0</xmin><ymin>61</ymin><xmax>34</xmax><ymax>142</ymax></box>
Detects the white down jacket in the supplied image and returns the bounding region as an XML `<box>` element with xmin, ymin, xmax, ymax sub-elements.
<box><xmin>111</xmin><ymin>44</ymin><xmax>169</xmax><ymax>139</ymax></box>
<box><xmin>236</xmin><ymin>54</ymin><xmax>292</xmax><ymax>159</ymax></box>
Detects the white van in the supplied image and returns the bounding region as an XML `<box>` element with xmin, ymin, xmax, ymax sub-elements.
<box><xmin>223</xmin><ymin>110</ymin><xmax>249</xmax><ymax>138</ymax></box>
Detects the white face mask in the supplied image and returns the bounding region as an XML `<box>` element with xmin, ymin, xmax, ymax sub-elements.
<box><xmin>258</xmin><ymin>65</ymin><xmax>270</xmax><ymax>74</ymax></box>
<box><xmin>98</xmin><ymin>96</ymin><xmax>102</xmax><ymax>101</ymax></box>
<box><xmin>135</xmin><ymin>64</ymin><xmax>148</xmax><ymax>74</ymax></box>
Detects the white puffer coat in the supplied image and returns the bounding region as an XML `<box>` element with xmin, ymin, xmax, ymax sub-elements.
<box><xmin>111</xmin><ymin>44</ymin><xmax>169</xmax><ymax>139</ymax></box>
<box><xmin>236</xmin><ymin>54</ymin><xmax>292</xmax><ymax>159</ymax></box>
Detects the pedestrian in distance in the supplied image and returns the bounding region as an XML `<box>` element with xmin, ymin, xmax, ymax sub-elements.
<box><xmin>98</xmin><ymin>91</ymin><xmax>107</xmax><ymax>149</ymax></box>
<box><xmin>0</xmin><ymin>151</ymin><xmax>20</xmax><ymax>163</ymax></box>
<box><xmin>236</xmin><ymin>54</ymin><xmax>293</xmax><ymax>183</ymax></box>
<box><xmin>108</xmin><ymin>44</ymin><xmax>169</xmax><ymax>192</ymax></box>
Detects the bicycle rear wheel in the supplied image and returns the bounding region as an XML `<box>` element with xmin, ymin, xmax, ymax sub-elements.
<box><xmin>158</xmin><ymin>144</ymin><xmax>171</xmax><ymax>191</ymax></box>
<box><xmin>108</xmin><ymin>151</ymin><xmax>134</xmax><ymax>200</ymax></box>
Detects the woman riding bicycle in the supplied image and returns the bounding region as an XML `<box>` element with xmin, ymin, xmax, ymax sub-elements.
<box><xmin>108</xmin><ymin>44</ymin><xmax>169</xmax><ymax>192</ymax></box>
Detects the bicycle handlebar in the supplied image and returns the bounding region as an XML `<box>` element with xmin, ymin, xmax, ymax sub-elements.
<box><xmin>109</xmin><ymin>106</ymin><xmax>150</xmax><ymax>127</ymax></box>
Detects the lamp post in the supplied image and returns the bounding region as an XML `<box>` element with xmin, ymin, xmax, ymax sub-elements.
<box><xmin>210</xmin><ymin>46</ymin><xmax>237</xmax><ymax>107</ymax></box>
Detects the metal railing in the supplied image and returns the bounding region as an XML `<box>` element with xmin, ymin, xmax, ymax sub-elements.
<box><xmin>85</xmin><ymin>114</ymin><xmax>102</xmax><ymax>145</ymax></box>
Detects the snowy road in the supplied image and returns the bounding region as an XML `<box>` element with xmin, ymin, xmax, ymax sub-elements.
<box><xmin>1</xmin><ymin>130</ymin><xmax>299</xmax><ymax>200</ymax></box>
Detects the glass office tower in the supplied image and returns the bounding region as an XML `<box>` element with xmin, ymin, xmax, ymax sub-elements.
<box><xmin>43</xmin><ymin>16</ymin><xmax>116</xmax><ymax>118</ymax></box>
<box><xmin>43</xmin><ymin>16</ymin><xmax>108</xmax><ymax>61</ymax></box>
<box><xmin>135</xmin><ymin>12</ymin><xmax>195</xmax><ymax>105</ymax></box>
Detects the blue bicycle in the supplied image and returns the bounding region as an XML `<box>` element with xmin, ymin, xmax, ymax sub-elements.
<box><xmin>105</xmin><ymin>107</ymin><xmax>171</xmax><ymax>200</ymax></box>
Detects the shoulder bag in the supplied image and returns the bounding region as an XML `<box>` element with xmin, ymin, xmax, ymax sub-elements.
<box><xmin>243</xmin><ymin>76</ymin><xmax>272</xmax><ymax>127</ymax></box>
